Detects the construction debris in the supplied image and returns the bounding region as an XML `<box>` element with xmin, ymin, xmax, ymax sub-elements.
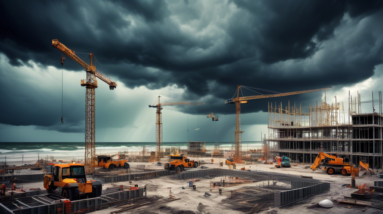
<box><xmin>338</xmin><ymin>199</ymin><xmax>371</xmax><ymax>206</ymax></box>
<box><xmin>247</xmin><ymin>203</ymin><xmax>266</xmax><ymax>213</ymax></box>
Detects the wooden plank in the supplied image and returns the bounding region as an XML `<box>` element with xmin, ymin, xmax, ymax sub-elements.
<box><xmin>338</xmin><ymin>200</ymin><xmax>371</xmax><ymax>206</ymax></box>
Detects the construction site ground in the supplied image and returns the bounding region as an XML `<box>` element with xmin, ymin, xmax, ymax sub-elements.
<box><xmin>95</xmin><ymin>158</ymin><xmax>383</xmax><ymax>214</ymax></box>
<box><xmin>3</xmin><ymin>158</ymin><xmax>383</xmax><ymax>213</ymax></box>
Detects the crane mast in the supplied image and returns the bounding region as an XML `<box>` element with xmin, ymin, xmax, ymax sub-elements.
<box><xmin>226</xmin><ymin>86</ymin><xmax>331</xmax><ymax>163</ymax></box>
<box><xmin>52</xmin><ymin>39</ymin><xmax>117</xmax><ymax>174</ymax></box>
<box><xmin>149</xmin><ymin>96</ymin><xmax>204</xmax><ymax>161</ymax></box>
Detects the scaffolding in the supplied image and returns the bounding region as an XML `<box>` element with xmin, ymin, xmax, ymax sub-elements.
<box><xmin>266</xmin><ymin>91</ymin><xmax>383</xmax><ymax>168</ymax></box>
<box><xmin>187</xmin><ymin>141</ymin><xmax>206</xmax><ymax>157</ymax></box>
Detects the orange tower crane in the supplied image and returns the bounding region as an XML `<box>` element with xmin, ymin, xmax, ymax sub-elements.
<box><xmin>52</xmin><ymin>39</ymin><xmax>117</xmax><ymax>174</ymax></box>
<box><xmin>225</xmin><ymin>86</ymin><xmax>331</xmax><ymax>162</ymax></box>
<box><xmin>149</xmin><ymin>96</ymin><xmax>204</xmax><ymax>161</ymax></box>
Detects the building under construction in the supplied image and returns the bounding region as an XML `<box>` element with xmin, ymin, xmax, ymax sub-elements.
<box><xmin>187</xmin><ymin>141</ymin><xmax>206</xmax><ymax>156</ymax></box>
<box><xmin>267</xmin><ymin>91</ymin><xmax>383</xmax><ymax>169</ymax></box>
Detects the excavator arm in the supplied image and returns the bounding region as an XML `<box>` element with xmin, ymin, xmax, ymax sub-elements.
<box><xmin>52</xmin><ymin>39</ymin><xmax>117</xmax><ymax>89</ymax></box>
<box><xmin>310</xmin><ymin>152</ymin><xmax>337</xmax><ymax>171</ymax></box>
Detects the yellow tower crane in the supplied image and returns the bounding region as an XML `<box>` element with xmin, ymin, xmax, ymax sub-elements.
<box><xmin>149</xmin><ymin>96</ymin><xmax>204</xmax><ymax>162</ymax></box>
<box><xmin>225</xmin><ymin>85</ymin><xmax>331</xmax><ymax>163</ymax></box>
<box><xmin>52</xmin><ymin>39</ymin><xmax>117</xmax><ymax>174</ymax></box>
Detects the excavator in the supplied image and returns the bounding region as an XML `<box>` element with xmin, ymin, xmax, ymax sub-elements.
<box><xmin>310</xmin><ymin>152</ymin><xmax>374</xmax><ymax>176</ymax></box>
<box><xmin>311</xmin><ymin>152</ymin><xmax>355</xmax><ymax>175</ymax></box>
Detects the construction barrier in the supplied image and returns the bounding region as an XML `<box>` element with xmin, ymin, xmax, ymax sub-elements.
<box><xmin>11</xmin><ymin>190</ymin><xmax>48</xmax><ymax>199</ymax></box>
<box><xmin>0</xmin><ymin>189</ymin><xmax>144</xmax><ymax>214</ymax></box>
<box><xmin>100</xmin><ymin>170</ymin><xmax>175</xmax><ymax>183</ymax></box>
<box><xmin>274</xmin><ymin>181</ymin><xmax>330</xmax><ymax>207</ymax></box>
<box><xmin>374</xmin><ymin>181</ymin><xmax>383</xmax><ymax>187</ymax></box>
<box><xmin>0</xmin><ymin>174</ymin><xmax>44</xmax><ymax>183</ymax></box>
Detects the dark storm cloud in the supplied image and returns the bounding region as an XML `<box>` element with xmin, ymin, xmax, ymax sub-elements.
<box><xmin>1</xmin><ymin>0</ymin><xmax>383</xmax><ymax>131</ymax></box>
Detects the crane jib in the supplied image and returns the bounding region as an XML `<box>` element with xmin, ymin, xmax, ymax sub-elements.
<box><xmin>52</xmin><ymin>39</ymin><xmax>117</xmax><ymax>89</ymax></box>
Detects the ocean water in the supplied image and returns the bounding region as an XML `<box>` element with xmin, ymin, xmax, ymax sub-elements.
<box><xmin>0</xmin><ymin>141</ymin><xmax>262</xmax><ymax>165</ymax></box>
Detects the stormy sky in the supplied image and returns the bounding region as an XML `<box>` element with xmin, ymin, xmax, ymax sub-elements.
<box><xmin>1</xmin><ymin>0</ymin><xmax>383</xmax><ymax>142</ymax></box>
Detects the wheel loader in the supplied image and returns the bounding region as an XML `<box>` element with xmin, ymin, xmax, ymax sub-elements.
<box><xmin>97</xmin><ymin>155</ymin><xmax>129</xmax><ymax>170</ymax></box>
<box><xmin>164</xmin><ymin>154</ymin><xmax>199</xmax><ymax>173</ymax></box>
<box><xmin>44</xmin><ymin>164</ymin><xmax>102</xmax><ymax>201</ymax></box>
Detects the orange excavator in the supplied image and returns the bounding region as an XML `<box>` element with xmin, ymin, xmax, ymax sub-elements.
<box><xmin>311</xmin><ymin>152</ymin><xmax>374</xmax><ymax>176</ymax></box>
<box><xmin>310</xmin><ymin>152</ymin><xmax>356</xmax><ymax>175</ymax></box>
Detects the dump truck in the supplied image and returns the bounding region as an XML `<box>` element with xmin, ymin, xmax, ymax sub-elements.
<box><xmin>310</xmin><ymin>152</ymin><xmax>356</xmax><ymax>175</ymax></box>
<box><xmin>164</xmin><ymin>154</ymin><xmax>199</xmax><ymax>173</ymax></box>
<box><xmin>44</xmin><ymin>164</ymin><xmax>102</xmax><ymax>200</ymax></box>
<box><xmin>225</xmin><ymin>156</ymin><xmax>236</xmax><ymax>169</ymax></box>
<box><xmin>97</xmin><ymin>155</ymin><xmax>129</xmax><ymax>170</ymax></box>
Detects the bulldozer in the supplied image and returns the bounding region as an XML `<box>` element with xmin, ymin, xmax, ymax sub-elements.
<box><xmin>97</xmin><ymin>155</ymin><xmax>129</xmax><ymax>170</ymax></box>
<box><xmin>225</xmin><ymin>156</ymin><xmax>236</xmax><ymax>169</ymax></box>
<box><xmin>44</xmin><ymin>163</ymin><xmax>102</xmax><ymax>201</ymax></box>
<box><xmin>164</xmin><ymin>154</ymin><xmax>199</xmax><ymax>173</ymax></box>
<box><xmin>311</xmin><ymin>152</ymin><xmax>358</xmax><ymax>175</ymax></box>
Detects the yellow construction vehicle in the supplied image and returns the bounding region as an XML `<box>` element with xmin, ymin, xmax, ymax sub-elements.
<box><xmin>164</xmin><ymin>154</ymin><xmax>199</xmax><ymax>173</ymax></box>
<box><xmin>310</xmin><ymin>152</ymin><xmax>357</xmax><ymax>175</ymax></box>
<box><xmin>43</xmin><ymin>164</ymin><xmax>102</xmax><ymax>200</ymax></box>
<box><xmin>225</xmin><ymin>156</ymin><xmax>236</xmax><ymax>169</ymax></box>
<box><xmin>97</xmin><ymin>155</ymin><xmax>129</xmax><ymax>170</ymax></box>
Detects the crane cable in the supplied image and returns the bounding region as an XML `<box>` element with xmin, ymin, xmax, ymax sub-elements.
<box><xmin>61</xmin><ymin>56</ymin><xmax>65</xmax><ymax>124</ymax></box>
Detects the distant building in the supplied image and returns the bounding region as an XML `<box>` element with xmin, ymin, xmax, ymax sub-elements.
<box><xmin>188</xmin><ymin>141</ymin><xmax>206</xmax><ymax>156</ymax></box>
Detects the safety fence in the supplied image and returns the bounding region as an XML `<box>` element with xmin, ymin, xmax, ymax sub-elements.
<box><xmin>0</xmin><ymin>202</ymin><xmax>64</xmax><ymax>214</ymax></box>
<box><xmin>0</xmin><ymin>188</ymin><xmax>145</xmax><ymax>214</ymax></box>
<box><xmin>99</xmin><ymin>170</ymin><xmax>175</xmax><ymax>183</ymax></box>
<box><xmin>0</xmin><ymin>174</ymin><xmax>44</xmax><ymax>183</ymax></box>
<box><xmin>274</xmin><ymin>181</ymin><xmax>330</xmax><ymax>207</ymax></box>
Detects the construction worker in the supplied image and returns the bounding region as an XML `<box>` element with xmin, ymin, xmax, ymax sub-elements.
<box><xmin>12</xmin><ymin>183</ymin><xmax>16</xmax><ymax>191</ymax></box>
<box><xmin>1</xmin><ymin>184</ymin><xmax>5</xmax><ymax>196</ymax></box>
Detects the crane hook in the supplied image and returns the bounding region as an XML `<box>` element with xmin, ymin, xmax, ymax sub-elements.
<box><xmin>61</xmin><ymin>56</ymin><xmax>65</xmax><ymax>65</ymax></box>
